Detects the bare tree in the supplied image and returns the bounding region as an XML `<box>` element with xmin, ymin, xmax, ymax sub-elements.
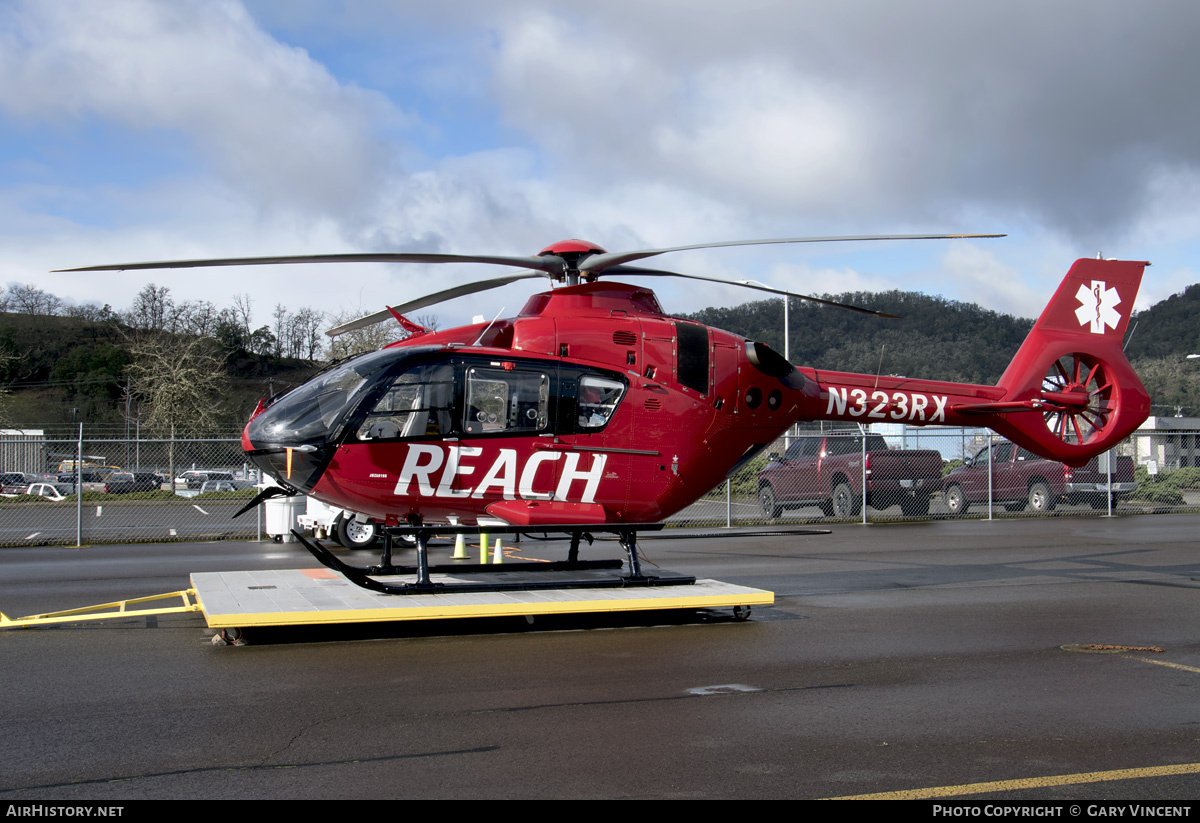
<box><xmin>231</xmin><ymin>293</ymin><xmax>253</xmax><ymax>339</ymax></box>
<box><xmin>6</xmin><ymin>283</ymin><xmax>64</xmax><ymax>315</ymax></box>
<box><xmin>272</xmin><ymin>303</ymin><xmax>290</xmax><ymax>359</ymax></box>
<box><xmin>64</xmin><ymin>302</ymin><xmax>116</xmax><ymax>322</ymax></box>
<box><xmin>292</xmin><ymin>307</ymin><xmax>325</xmax><ymax>361</ymax></box>
<box><xmin>327</xmin><ymin>307</ymin><xmax>408</xmax><ymax>361</ymax></box>
<box><xmin>125</xmin><ymin>284</ymin><xmax>174</xmax><ymax>331</ymax></box>
<box><xmin>171</xmin><ymin>299</ymin><xmax>219</xmax><ymax>337</ymax></box>
<box><xmin>125</xmin><ymin>332</ymin><xmax>229</xmax><ymax>483</ymax></box>
<box><xmin>0</xmin><ymin>348</ymin><xmax>16</xmax><ymax>427</ymax></box>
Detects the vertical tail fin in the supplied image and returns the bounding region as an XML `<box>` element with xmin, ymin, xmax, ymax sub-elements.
<box><xmin>993</xmin><ymin>258</ymin><xmax>1151</xmax><ymax>465</ymax></box>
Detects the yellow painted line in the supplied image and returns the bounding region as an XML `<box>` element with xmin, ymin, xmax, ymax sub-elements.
<box><xmin>1131</xmin><ymin>656</ymin><xmax>1200</xmax><ymax>674</ymax></box>
<box><xmin>199</xmin><ymin>590</ymin><xmax>775</xmax><ymax>628</ymax></box>
<box><xmin>826</xmin><ymin>762</ymin><xmax>1200</xmax><ymax>800</ymax></box>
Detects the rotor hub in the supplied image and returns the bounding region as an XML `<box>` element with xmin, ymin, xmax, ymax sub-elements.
<box><xmin>538</xmin><ymin>239</ymin><xmax>608</xmax><ymax>285</ymax></box>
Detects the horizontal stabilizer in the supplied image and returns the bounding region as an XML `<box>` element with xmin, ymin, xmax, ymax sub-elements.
<box><xmin>952</xmin><ymin>400</ymin><xmax>1059</xmax><ymax>415</ymax></box>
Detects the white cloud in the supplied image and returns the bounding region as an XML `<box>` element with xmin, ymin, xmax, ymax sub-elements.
<box><xmin>766</xmin><ymin>262</ymin><xmax>895</xmax><ymax>300</ymax></box>
<box><xmin>1</xmin><ymin>0</ymin><xmax>1198</xmax><ymax>331</ymax></box>
<box><xmin>0</xmin><ymin>0</ymin><xmax>402</xmax><ymax>217</ymax></box>
<box><xmin>938</xmin><ymin>245</ymin><xmax>1042</xmax><ymax>318</ymax></box>
<box><xmin>651</xmin><ymin>62</ymin><xmax>870</xmax><ymax>210</ymax></box>
<box><xmin>479</xmin><ymin>1</ymin><xmax>1200</xmax><ymax>241</ymax></box>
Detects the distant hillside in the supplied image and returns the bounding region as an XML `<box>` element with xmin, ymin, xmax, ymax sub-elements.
<box><xmin>0</xmin><ymin>311</ymin><xmax>320</xmax><ymax>435</ymax></box>
<box><xmin>687</xmin><ymin>290</ymin><xmax>1033</xmax><ymax>385</ymax></box>
<box><xmin>1125</xmin><ymin>283</ymin><xmax>1200</xmax><ymax>359</ymax></box>
<box><xmin>1123</xmin><ymin>283</ymin><xmax>1200</xmax><ymax>416</ymax></box>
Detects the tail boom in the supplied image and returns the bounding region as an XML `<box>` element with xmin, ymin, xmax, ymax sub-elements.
<box><xmin>799</xmin><ymin>258</ymin><xmax>1151</xmax><ymax>467</ymax></box>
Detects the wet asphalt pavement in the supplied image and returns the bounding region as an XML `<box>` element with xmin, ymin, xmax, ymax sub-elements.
<box><xmin>2</xmin><ymin>513</ymin><xmax>1199</xmax><ymax>800</ymax></box>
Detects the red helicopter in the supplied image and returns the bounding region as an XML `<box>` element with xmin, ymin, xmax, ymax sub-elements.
<box><xmin>63</xmin><ymin>235</ymin><xmax>1151</xmax><ymax>592</ymax></box>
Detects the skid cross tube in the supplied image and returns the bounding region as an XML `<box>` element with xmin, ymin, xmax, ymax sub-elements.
<box><xmin>291</xmin><ymin>523</ymin><xmax>694</xmax><ymax>596</ymax></box>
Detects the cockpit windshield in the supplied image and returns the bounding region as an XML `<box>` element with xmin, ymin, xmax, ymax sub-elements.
<box><xmin>248</xmin><ymin>347</ymin><xmax>408</xmax><ymax>446</ymax></box>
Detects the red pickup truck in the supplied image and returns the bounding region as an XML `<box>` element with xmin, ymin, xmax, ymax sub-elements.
<box><xmin>757</xmin><ymin>433</ymin><xmax>944</xmax><ymax>518</ymax></box>
<box><xmin>940</xmin><ymin>440</ymin><xmax>1137</xmax><ymax>515</ymax></box>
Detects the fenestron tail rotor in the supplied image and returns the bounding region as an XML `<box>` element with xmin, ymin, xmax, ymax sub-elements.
<box><xmin>1040</xmin><ymin>353</ymin><xmax>1116</xmax><ymax>445</ymax></box>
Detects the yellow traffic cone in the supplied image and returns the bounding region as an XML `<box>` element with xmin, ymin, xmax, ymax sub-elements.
<box><xmin>492</xmin><ymin>537</ymin><xmax>503</xmax><ymax>564</ymax></box>
<box><xmin>452</xmin><ymin>533</ymin><xmax>467</xmax><ymax>559</ymax></box>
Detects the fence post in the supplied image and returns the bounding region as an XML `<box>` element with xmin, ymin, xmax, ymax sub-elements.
<box><xmin>1107</xmin><ymin>446</ymin><xmax>1114</xmax><ymax>516</ymax></box>
<box><xmin>75</xmin><ymin>423</ymin><xmax>83</xmax><ymax>548</ymax></box>
<box><xmin>726</xmin><ymin>478</ymin><xmax>732</xmax><ymax>528</ymax></box>
<box><xmin>987</xmin><ymin>432</ymin><xmax>994</xmax><ymax>520</ymax></box>
<box><xmin>860</xmin><ymin>425</ymin><xmax>868</xmax><ymax>525</ymax></box>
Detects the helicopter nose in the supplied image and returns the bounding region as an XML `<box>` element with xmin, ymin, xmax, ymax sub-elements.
<box><xmin>242</xmin><ymin>419</ymin><xmax>330</xmax><ymax>493</ymax></box>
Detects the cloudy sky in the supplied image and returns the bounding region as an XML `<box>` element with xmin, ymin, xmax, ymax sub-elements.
<box><xmin>2</xmin><ymin>0</ymin><xmax>1198</xmax><ymax>333</ymax></box>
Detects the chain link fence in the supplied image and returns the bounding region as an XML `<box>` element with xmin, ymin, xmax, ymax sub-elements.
<box><xmin>0</xmin><ymin>431</ymin><xmax>263</xmax><ymax>546</ymax></box>
<box><xmin>2</xmin><ymin>424</ymin><xmax>1198</xmax><ymax>546</ymax></box>
<box><xmin>672</xmin><ymin>423</ymin><xmax>1200</xmax><ymax>527</ymax></box>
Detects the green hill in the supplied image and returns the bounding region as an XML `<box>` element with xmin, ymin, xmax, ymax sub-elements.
<box><xmin>0</xmin><ymin>311</ymin><xmax>320</xmax><ymax>435</ymax></box>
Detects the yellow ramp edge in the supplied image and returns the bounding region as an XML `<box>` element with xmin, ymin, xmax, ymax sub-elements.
<box><xmin>191</xmin><ymin>569</ymin><xmax>773</xmax><ymax>629</ymax></box>
<box><xmin>0</xmin><ymin>589</ymin><xmax>201</xmax><ymax>628</ymax></box>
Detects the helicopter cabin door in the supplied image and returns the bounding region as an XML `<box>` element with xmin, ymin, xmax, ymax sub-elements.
<box><xmin>459</xmin><ymin>361</ymin><xmax>559</xmax><ymax>503</ymax></box>
<box><xmin>346</xmin><ymin>359</ymin><xmax>560</xmax><ymax>520</ymax></box>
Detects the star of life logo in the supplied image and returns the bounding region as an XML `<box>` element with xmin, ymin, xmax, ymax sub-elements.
<box><xmin>1074</xmin><ymin>279</ymin><xmax>1122</xmax><ymax>334</ymax></box>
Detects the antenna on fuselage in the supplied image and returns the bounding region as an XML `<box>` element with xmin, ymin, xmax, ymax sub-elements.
<box><xmin>472</xmin><ymin>308</ymin><xmax>506</xmax><ymax>347</ymax></box>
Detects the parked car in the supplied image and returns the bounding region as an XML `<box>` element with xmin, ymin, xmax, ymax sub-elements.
<box><xmin>757</xmin><ymin>433</ymin><xmax>944</xmax><ymax>518</ymax></box>
<box><xmin>176</xmin><ymin>471</ymin><xmax>235</xmax><ymax>490</ymax></box>
<box><xmin>196</xmin><ymin>479</ymin><xmax>257</xmax><ymax>494</ymax></box>
<box><xmin>55</xmin><ymin>472</ymin><xmax>107</xmax><ymax>493</ymax></box>
<box><xmin>26</xmin><ymin>482</ymin><xmax>71</xmax><ymax>501</ymax></box>
<box><xmin>104</xmin><ymin>472</ymin><xmax>166</xmax><ymax>494</ymax></box>
<box><xmin>0</xmin><ymin>472</ymin><xmax>39</xmax><ymax>493</ymax></box>
<box><xmin>940</xmin><ymin>440</ymin><xmax>1138</xmax><ymax>515</ymax></box>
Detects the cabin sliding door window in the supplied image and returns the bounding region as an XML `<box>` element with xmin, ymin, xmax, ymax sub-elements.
<box><xmin>464</xmin><ymin>367</ymin><xmax>550</xmax><ymax>435</ymax></box>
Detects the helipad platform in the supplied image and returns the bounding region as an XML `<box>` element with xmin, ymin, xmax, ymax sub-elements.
<box><xmin>190</xmin><ymin>568</ymin><xmax>774</xmax><ymax>628</ymax></box>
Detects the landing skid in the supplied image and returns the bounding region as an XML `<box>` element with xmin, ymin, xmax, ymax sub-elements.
<box><xmin>292</xmin><ymin>523</ymin><xmax>697</xmax><ymax>596</ymax></box>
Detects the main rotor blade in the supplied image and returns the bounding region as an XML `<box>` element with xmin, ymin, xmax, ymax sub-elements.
<box><xmin>326</xmin><ymin>272</ymin><xmax>548</xmax><ymax>338</ymax></box>
<box><xmin>605</xmin><ymin>265</ymin><xmax>903</xmax><ymax>318</ymax></box>
<box><xmin>580</xmin><ymin>233</ymin><xmax>1005</xmax><ymax>274</ymax></box>
<box><xmin>54</xmin><ymin>252</ymin><xmax>563</xmax><ymax>274</ymax></box>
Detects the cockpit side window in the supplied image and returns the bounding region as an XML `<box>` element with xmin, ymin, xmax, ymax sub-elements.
<box><xmin>577</xmin><ymin>375</ymin><xmax>625</xmax><ymax>429</ymax></box>
<box><xmin>356</xmin><ymin>363</ymin><xmax>456</xmax><ymax>441</ymax></box>
<box><xmin>464</xmin><ymin>367</ymin><xmax>550</xmax><ymax>435</ymax></box>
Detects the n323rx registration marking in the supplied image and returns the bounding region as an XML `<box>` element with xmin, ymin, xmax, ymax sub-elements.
<box><xmin>825</xmin><ymin>387</ymin><xmax>949</xmax><ymax>422</ymax></box>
